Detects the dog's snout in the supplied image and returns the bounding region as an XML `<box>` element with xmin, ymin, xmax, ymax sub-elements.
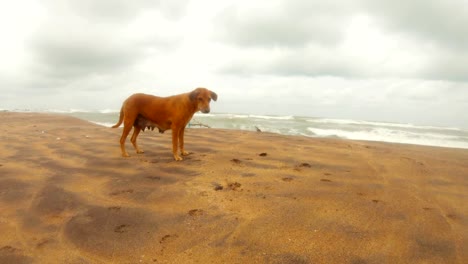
<box><xmin>202</xmin><ymin>108</ymin><xmax>210</xmax><ymax>114</ymax></box>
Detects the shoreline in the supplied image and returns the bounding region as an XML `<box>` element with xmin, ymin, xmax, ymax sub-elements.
<box><xmin>0</xmin><ymin>112</ymin><xmax>467</xmax><ymax>263</ymax></box>
<box><xmin>3</xmin><ymin>109</ymin><xmax>468</xmax><ymax>150</ymax></box>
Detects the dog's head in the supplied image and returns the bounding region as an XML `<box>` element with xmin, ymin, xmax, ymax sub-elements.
<box><xmin>189</xmin><ymin>87</ymin><xmax>218</xmax><ymax>113</ymax></box>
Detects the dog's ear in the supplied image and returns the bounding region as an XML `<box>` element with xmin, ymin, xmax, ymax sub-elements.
<box><xmin>189</xmin><ymin>88</ymin><xmax>201</xmax><ymax>101</ymax></box>
<box><xmin>210</xmin><ymin>91</ymin><xmax>218</xmax><ymax>101</ymax></box>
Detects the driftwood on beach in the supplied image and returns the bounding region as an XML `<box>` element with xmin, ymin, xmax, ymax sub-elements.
<box><xmin>188</xmin><ymin>120</ymin><xmax>211</xmax><ymax>128</ymax></box>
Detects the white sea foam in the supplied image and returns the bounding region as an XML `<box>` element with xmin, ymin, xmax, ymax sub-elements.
<box><xmin>249</xmin><ymin>115</ymin><xmax>295</xmax><ymax>120</ymax></box>
<box><xmin>307</xmin><ymin>127</ymin><xmax>468</xmax><ymax>149</ymax></box>
<box><xmin>308</xmin><ymin>118</ymin><xmax>461</xmax><ymax>131</ymax></box>
<box><xmin>219</xmin><ymin>114</ymin><xmax>250</xmax><ymax>119</ymax></box>
<box><xmin>45</xmin><ymin>109</ymin><xmax>92</xmax><ymax>113</ymax></box>
<box><xmin>194</xmin><ymin>113</ymin><xmax>217</xmax><ymax>117</ymax></box>
<box><xmin>92</xmin><ymin>122</ymin><xmax>115</xmax><ymax>127</ymax></box>
<box><xmin>99</xmin><ymin>109</ymin><xmax>119</xmax><ymax>114</ymax></box>
<box><xmin>203</xmin><ymin>113</ymin><xmax>294</xmax><ymax>120</ymax></box>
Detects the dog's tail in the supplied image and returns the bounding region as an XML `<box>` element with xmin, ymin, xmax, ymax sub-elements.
<box><xmin>111</xmin><ymin>107</ymin><xmax>124</xmax><ymax>128</ymax></box>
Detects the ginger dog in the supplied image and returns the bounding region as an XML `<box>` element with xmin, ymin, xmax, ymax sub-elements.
<box><xmin>112</xmin><ymin>87</ymin><xmax>217</xmax><ymax>161</ymax></box>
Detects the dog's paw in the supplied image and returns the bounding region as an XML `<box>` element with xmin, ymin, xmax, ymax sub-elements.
<box><xmin>136</xmin><ymin>150</ymin><xmax>145</xmax><ymax>154</ymax></box>
<box><xmin>122</xmin><ymin>153</ymin><xmax>130</xmax><ymax>157</ymax></box>
<box><xmin>181</xmin><ymin>151</ymin><xmax>190</xmax><ymax>156</ymax></box>
<box><xmin>174</xmin><ymin>155</ymin><xmax>183</xmax><ymax>161</ymax></box>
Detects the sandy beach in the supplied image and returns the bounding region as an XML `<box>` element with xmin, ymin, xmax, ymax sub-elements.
<box><xmin>0</xmin><ymin>112</ymin><xmax>467</xmax><ymax>264</ymax></box>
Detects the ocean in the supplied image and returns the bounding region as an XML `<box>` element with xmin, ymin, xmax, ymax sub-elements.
<box><xmin>54</xmin><ymin>110</ymin><xmax>468</xmax><ymax>150</ymax></box>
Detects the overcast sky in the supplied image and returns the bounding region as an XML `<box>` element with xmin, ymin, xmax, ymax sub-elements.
<box><xmin>1</xmin><ymin>0</ymin><xmax>467</xmax><ymax>128</ymax></box>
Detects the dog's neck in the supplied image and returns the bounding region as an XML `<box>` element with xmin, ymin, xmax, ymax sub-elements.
<box><xmin>186</xmin><ymin>94</ymin><xmax>199</xmax><ymax>114</ymax></box>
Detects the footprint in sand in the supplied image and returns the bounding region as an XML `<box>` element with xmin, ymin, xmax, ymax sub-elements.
<box><xmin>145</xmin><ymin>176</ymin><xmax>161</xmax><ymax>180</ymax></box>
<box><xmin>188</xmin><ymin>209</ymin><xmax>204</xmax><ymax>217</ymax></box>
<box><xmin>446</xmin><ymin>214</ymin><xmax>458</xmax><ymax>220</ymax></box>
<box><xmin>0</xmin><ymin>246</ymin><xmax>18</xmax><ymax>253</ymax></box>
<box><xmin>160</xmin><ymin>234</ymin><xmax>177</xmax><ymax>244</ymax></box>
<box><xmin>294</xmin><ymin>163</ymin><xmax>311</xmax><ymax>171</ymax></box>
<box><xmin>213</xmin><ymin>183</ymin><xmax>223</xmax><ymax>191</ymax></box>
<box><xmin>114</xmin><ymin>224</ymin><xmax>129</xmax><ymax>233</ymax></box>
<box><xmin>110</xmin><ymin>189</ymin><xmax>134</xmax><ymax>196</ymax></box>
<box><xmin>231</xmin><ymin>158</ymin><xmax>242</xmax><ymax>164</ymax></box>
<box><xmin>227</xmin><ymin>182</ymin><xmax>242</xmax><ymax>191</ymax></box>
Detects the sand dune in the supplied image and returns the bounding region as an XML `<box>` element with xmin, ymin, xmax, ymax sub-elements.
<box><xmin>0</xmin><ymin>112</ymin><xmax>467</xmax><ymax>263</ymax></box>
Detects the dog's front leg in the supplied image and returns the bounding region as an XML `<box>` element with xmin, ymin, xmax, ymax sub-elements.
<box><xmin>179</xmin><ymin>128</ymin><xmax>190</xmax><ymax>156</ymax></box>
<box><xmin>171</xmin><ymin>128</ymin><xmax>183</xmax><ymax>161</ymax></box>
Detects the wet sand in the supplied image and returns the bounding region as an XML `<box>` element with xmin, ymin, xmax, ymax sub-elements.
<box><xmin>0</xmin><ymin>112</ymin><xmax>467</xmax><ymax>264</ymax></box>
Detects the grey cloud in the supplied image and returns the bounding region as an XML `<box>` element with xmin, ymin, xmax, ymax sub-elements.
<box><xmin>219</xmin><ymin>45</ymin><xmax>407</xmax><ymax>79</ymax></box>
<box><xmin>31</xmin><ymin>36</ymin><xmax>141</xmax><ymax>80</ymax></box>
<box><xmin>43</xmin><ymin>0</ymin><xmax>189</xmax><ymax>22</ymax></box>
<box><xmin>216</xmin><ymin>0</ymin><xmax>357</xmax><ymax>48</ymax></box>
<box><xmin>365</xmin><ymin>0</ymin><xmax>468</xmax><ymax>82</ymax></box>
<box><xmin>421</xmin><ymin>51</ymin><xmax>468</xmax><ymax>82</ymax></box>
<box><xmin>216</xmin><ymin>0</ymin><xmax>468</xmax><ymax>82</ymax></box>
<box><xmin>27</xmin><ymin>0</ymin><xmax>186</xmax><ymax>84</ymax></box>
<box><xmin>362</xmin><ymin>0</ymin><xmax>468</xmax><ymax>81</ymax></box>
<box><xmin>221</xmin><ymin>52</ymin><xmax>361</xmax><ymax>78</ymax></box>
<box><xmin>363</xmin><ymin>0</ymin><xmax>468</xmax><ymax>51</ymax></box>
<box><xmin>266</xmin><ymin>53</ymin><xmax>362</xmax><ymax>78</ymax></box>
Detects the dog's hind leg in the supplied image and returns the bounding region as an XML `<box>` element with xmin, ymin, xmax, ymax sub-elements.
<box><xmin>119</xmin><ymin>120</ymin><xmax>134</xmax><ymax>157</ymax></box>
<box><xmin>130</xmin><ymin>126</ymin><xmax>144</xmax><ymax>154</ymax></box>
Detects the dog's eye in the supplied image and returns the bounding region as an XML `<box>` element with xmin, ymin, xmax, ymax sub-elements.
<box><xmin>198</xmin><ymin>98</ymin><xmax>203</xmax><ymax>101</ymax></box>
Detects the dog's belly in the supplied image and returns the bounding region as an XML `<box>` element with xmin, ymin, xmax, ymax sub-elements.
<box><xmin>135</xmin><ymin>115</ymin><xmax>171</xmax><ymax>133</ymax></box>
<box><xmin>154</xmin><ymin>121</ymin><xmax>171</xmax><ymax>133</ymax></box>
